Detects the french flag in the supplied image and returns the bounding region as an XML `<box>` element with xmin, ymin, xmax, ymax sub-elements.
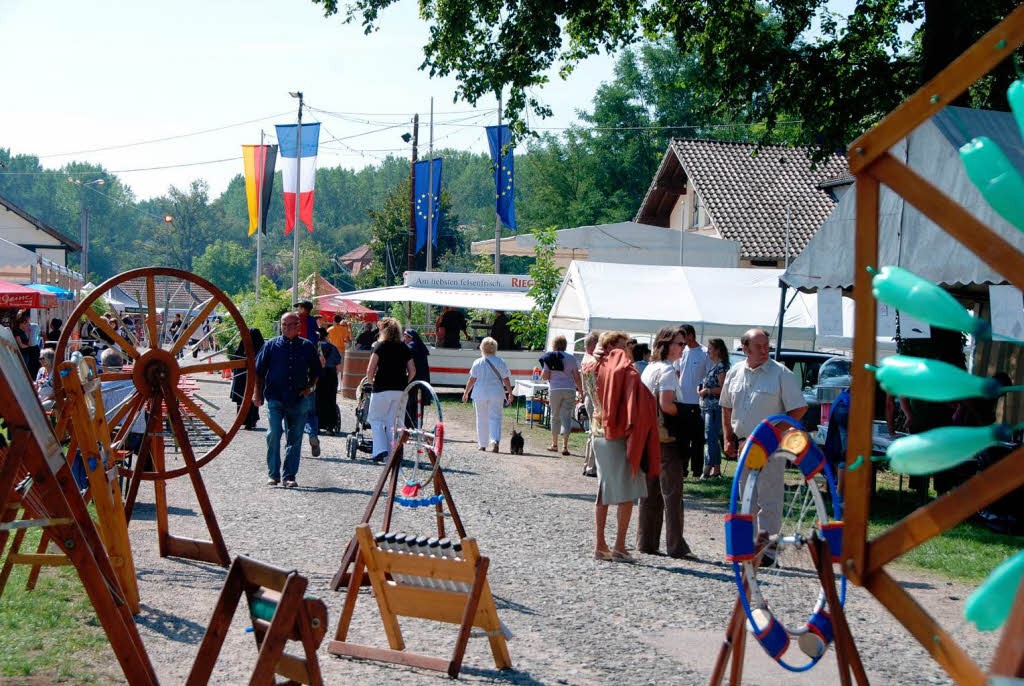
<box><xmin>275</xmin><ymin>122</ymin><xmax>320</xmax><ymax>234</ymax></box>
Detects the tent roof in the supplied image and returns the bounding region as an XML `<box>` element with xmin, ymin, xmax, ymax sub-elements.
<box><xmin>783</xmin><ymin>107</ymin><xmax>1024</xmax><ymax>291</ymax></box>
<box><xmin>334</xmin><ymin>284</ymin><xmax>533</xmax><ymax>312</ymax></box>
<box><xmin>549</xmin><ymin>261</ymin><xmax>816</xmax><ymax>340</ymax></box>
<box><xmin>471</xmin><ymin>221</ymin><xmax>740</xmax><ymax>268</ymax></box>
<box><xmin>0</xmin><ymin>279</ymin><xmax>57</xmax><ymax>309</ymax></box>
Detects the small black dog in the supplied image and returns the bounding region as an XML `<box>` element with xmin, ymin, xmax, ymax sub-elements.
<box><xmin>509</xmin><ymin>430</ymin><xmax>524</xmax><ymax>455</ymax></box>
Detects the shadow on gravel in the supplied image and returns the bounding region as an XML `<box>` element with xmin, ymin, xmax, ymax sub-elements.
<box><xmin>295</xmin><ymin>486</ymin><xmax>374</xmax><ymax>496</ymax></box>
<box><xmin>542</xmin><ymin>492</ymin><xmax>594</xmax><ymax>503</ymax></box>
<box><xmin>136</xmin><ymin>603</ymin><xmax>208</xmax><ymax>643</ymax></box>
<box><xmin>129</xmin><ymin>503</ymin><xmax>196</xmax><ymax>520</ymax></box>
<box><xmin>648</xmin><ymin>560</ymin><xmax>735</xmax><ymax>584</ymax></box>
<box><xmin>456</xmin><ymin>664</ymin><xmax>547</xmax><ymax>685</ymax></box>
<box><xmin>311</xmin><ymin>456</ymin><xmax>479</xmax><ymax>477</ymax></box>
<box><xmin>493</xmin><ymin>594</ymin><xmax>538</xmax><ymax>616</ymax></box>
<box><xmin>898</xmin><ymin>579</ymin><xmax>936</xmax><ymax>590</ymax></box>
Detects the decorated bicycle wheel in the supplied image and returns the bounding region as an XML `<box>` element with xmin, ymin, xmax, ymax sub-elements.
<box><xmin>54</xmin><ymin>268</ymin><xmax>254</xmax><ymax>482</ymax></box>
<box><xmin>392</xmin><ymin>380</ymin><xmax>445</xmax><ymax>507</ymax></box>
<box><xmin>724</xmin><ymin>414</ymin><xmax>845</xmax><ymax>671</ymax></box>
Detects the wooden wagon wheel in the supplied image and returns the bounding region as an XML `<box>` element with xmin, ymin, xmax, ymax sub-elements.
<box><xmin>54</xmin><ymin>267</ymin><xmax>255</xmax><ymax>567</ymax></box>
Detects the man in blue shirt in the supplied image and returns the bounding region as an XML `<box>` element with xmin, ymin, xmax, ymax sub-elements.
<box><xmin>254</xmin><ymin>312</ymin><xmax>322</xmax><ymax>488</ymax></box>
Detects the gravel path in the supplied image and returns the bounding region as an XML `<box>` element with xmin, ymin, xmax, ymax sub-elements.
<box><xmin>119</xmin><ymin>378</ymin><xmax>999</xmax><ymax>685</ymax></box>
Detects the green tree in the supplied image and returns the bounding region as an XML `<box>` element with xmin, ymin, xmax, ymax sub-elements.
<box><xmin>217</xmin><ymin>276</ymin><xmax>293</xmax><ymax>348</ymax></box>
<box><xmin>314</xmin><ymin>0</ymin><xmax>1020</xmax><ymax>160</ymax></box>
<box><xmin>149</xmin><ymin>179</ymin><xmax>216</xmax><ymax>272</ymax></box>
<box><xmin>509</xmin><ymin>226</ymin><xmax>562</xmax><ymax>350</ymax></box>
<box><xmin>194</xmin><ymin>239</ymin><xmax>254</xmax><ymax>296</ymax></box>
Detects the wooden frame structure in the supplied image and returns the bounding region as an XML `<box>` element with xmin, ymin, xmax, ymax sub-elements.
<box><xmin>54</xmin><ymin>267</ymin><xmax>256</xmax><ymax>568</ymax></box>
<box><xmin>843</xmin><ymin>7</ymin><xmax>1024</xmax><ymax>683</ymax></box>
<box><xmin>329</xmin><ymin>442</ymin><xmax>467</xmax><ymax>591</ymax></box>
<box><xmin>0</xmin><ymin>357</ymin><xmax>140</xmax><ymax>612</ymax></box>
<box><xmin>187</xmin><ymin>555</ymin><xmax>328</xmax><ymax>686</ymax></box>
<box><xmin>710</xmin><ymin>534</ymin><xmax>867</xmax><ymax>686</ymax></box>
<box><xmin>0</xmin><ymin>328</ymin><xmax>158</xmax><ymax>684</ymax></box>
<box><xmin>328</xmin><ymin>524</ymin><xmax>512</xmax><ymax>678</ymax></box>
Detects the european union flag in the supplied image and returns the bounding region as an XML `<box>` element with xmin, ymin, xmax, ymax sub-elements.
<box><xmin>486</xmin><ymin>125</ymin><xmax>517</xmax><ymax>231</ymax></box>
<box><xmin>414</xmin><ymin>157</ymin><xmax>443</xmax><ymax>252</ymax></box>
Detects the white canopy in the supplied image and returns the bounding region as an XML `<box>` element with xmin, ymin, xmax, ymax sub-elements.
<box><xmin>549</xmin><ymin>261</ymin><xmax>818</xmax><ymax>342</ymax></box>
<box><xmin>331</xmin><ymin>278</ymin><xmax>534</xmax><ymax>312</ymax></box>
<box><xmin>0</xmin><ymin>237</ymin><xmax>77</xmax><ymax>285</ymax></box>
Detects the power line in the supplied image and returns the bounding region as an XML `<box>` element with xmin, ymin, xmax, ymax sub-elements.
<box><xmin>35</xmin><ymin>111</ymin><xmax>293</xmax><ymax>159</ymax></box>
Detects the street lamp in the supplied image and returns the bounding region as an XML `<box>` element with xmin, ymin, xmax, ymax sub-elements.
<box><xmin>67</xmin><ymin>177</ymin><xmax>105</xmax><ymax>280</ymax></box>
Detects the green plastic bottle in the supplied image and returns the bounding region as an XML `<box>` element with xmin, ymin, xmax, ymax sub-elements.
<box><xmin>965</xmin><ymin>548</ymin><xmax>1024</xmax><ymax>631</ymax></box>
<box><xmin>867</xmin><ymin>355</ymin><xmax>1002</xmax><ymax>401</ymax></box>
<box><xmin>1007</xmin><ymin>79</ymin><xmax>1024</xmax><ymax>156</ymax></box>
<box><xmin>871</xmin><ymin>266</ymin><xmax>991</xmax><ymax>340</ymax></box>
<box><xmin>887</xmin><ymin>424</ymin><xmax>1013</xmax><ymax>476</ymax></box>
<box><xmin>959</xmin><ymin>136</ymin><xmax>1024</xmax><ymax>233</ymax></box>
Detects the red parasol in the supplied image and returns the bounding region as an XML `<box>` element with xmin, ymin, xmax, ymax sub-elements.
<box><xmin>0</xmin><ymin>279</ymin><xmax>57</xmax><ymax>309</ymax></box>
<box><xmin>318</xmin><ymin>295</ymin><xmax>378</xmax><ymax>323</ymax></box>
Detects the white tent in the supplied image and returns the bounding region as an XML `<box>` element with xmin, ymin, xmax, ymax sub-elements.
<box><xmin>548</xmin><ymin>261</ymin><xmax>818</xmax><ymax>344</ymax></box>
<box><xmin>329</xmin><ymin>271</ymin><xmax>535</xmax><ymax>312</ymax></box>
<box><xmin>472</xmin><ymin>221</ymin><xmax>741</xmax><ymax>268</ymax></box>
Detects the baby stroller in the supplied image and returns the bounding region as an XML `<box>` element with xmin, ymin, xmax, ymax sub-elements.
<box><xmin>346</xmin><ymin>377</ymin><xmax>375</xmax><ymax>459</ymax></box>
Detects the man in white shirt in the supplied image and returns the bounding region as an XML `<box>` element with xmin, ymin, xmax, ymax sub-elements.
<box><xmin>720</xmin><ymin>328</ymin><xmax>807</xmax><ymax>558</ymax></box>
<box><xmin>674</xmin><ymin>324</ymin><xmax>711</xmax><ymax>477</ymax></box>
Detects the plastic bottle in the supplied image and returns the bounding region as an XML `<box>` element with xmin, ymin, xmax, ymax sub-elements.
<box><xmin>532</xmin><ymin>367</ymin><xmax>540</xmax><ymax>382</ymax></box>
<box><xmin>965</xmin><ymin>548</ymin><xmax>1024</xmax><ymax>631</ymax></box>
<box><xmin>871</xmin><ymin>265</ymin><xmax>991</xmax><ymax>339</ymax></box>
<box><xmin>959</xmin><ymin>136</ymin><xmax>1024</xmax><ymax>233</ymax></box>
<box><xmin>867</xmin><ymin>355</ymin><xmax>1003</xmax><ymax>401</ymax></box>
<box><xmin>886</xmin><ymin>424</ymin><xmax>1013</xmax><ymax>476</ymax></box>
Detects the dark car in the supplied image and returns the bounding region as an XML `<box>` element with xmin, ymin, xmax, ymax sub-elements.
<box><xmin>728</xmin><ymin>349</ymin><xmax>850</xmax><ymax>433</ymax></box>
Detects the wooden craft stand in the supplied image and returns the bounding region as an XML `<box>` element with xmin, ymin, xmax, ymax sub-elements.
<box><xmin>122</xmin><ymin>375</ymin><xmax>231</xmax><ymax>568</ymax></box>
<box><xmin>1</xmin><ymin>359</ymin><xmax>140</xmax><ymax>613</ymax></box>
<box><xmin>842</xmin><ymin>6</ymin><xmax>1024</xmax><ymax>683</ymax></box>
<box><xmin>0</xmin><ymin>331</ymin><xmax>158</xmax><ymax>684</ymax></box>
<box><xmin>710</xmin><ymin>534</ymin><xmax>867</xmax><ymax>686</ymax></box>
<box><xmin>187</xmin><ymin>555</ymin><xmax>328</xmax><ymax>686</ymax></box>
<box><xmin>328</xmin><ymin>524</ymin><xmax>512</xmax><ymax>678</ymax></box>
<box><xmin>329</xmin><ymin>441</ymin><xmax>466</xmax><ymax>591</ymax></box>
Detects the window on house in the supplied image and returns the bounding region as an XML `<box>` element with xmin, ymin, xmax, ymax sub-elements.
<box><xmin>691</xmin><ymin>191</ymin><xmax>702</xmax><ymax>228</ymax></box>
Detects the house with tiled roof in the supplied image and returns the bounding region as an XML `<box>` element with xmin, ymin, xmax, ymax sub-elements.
<box><xmin>634</xmin><ymin>139</ymin><xmax>848</xmax><ymax>267</ymax></box>
<box><xmin>0</xmin><ymin>192</ymin><xmax>81</xmax><ymax>267</ymax></box>
<box><xmin>339</xmin><ymin>243</ymin><xmax>372</xmax><ymax>277</ymax></box>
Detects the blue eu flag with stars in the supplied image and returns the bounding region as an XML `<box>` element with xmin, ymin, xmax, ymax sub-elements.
<box><xmin>486</xmin><ymin>125</ymin><xmax>517</xmax><ymax>231</ymax></box>
<box><xmin>413</xmin><ymin>157</ymin><xmax>442</xmax><ymax>252</ymax></box>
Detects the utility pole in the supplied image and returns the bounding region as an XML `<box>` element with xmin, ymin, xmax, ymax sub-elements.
<box><xmin>494</xmin><ymin>92</ymin><xmax>502</xmax><ymax>274</ymax></box>
<box><xmin>255</xmin><ymin>129</ymin><xmax>264</xmax><ymax>301</ymax></box>
<box><xmin>81</xmin><ymin>201</ymin><xmax>90</xmax><ymax>281</ymax></box>
<box><xmin>291</xmin><ymin>91</ymin><xmax>303</xmax><ymax>304</ymax></box>
<box><xmin>426</xmin><ymin>98</ymin><xmax>435</xmax><ymax>273</ymax></box>
<box><xmin>406</xmin><ymin>113</ymin><xmax>419</xmax><ymax>273</ymax></box>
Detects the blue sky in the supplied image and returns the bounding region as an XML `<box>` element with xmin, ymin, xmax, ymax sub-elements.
<box><xmin>1</xmin><ymin>0</ymin><xmax>616</xmax><ymax>200</ymax></box>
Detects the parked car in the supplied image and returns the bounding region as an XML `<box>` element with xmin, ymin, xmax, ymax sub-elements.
<box><xmin>727</xmin><ymin>349</ymin><xmax>850</xmax><ymax>433</ymax></box>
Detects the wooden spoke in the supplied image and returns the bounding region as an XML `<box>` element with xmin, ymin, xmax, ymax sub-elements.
<box><xmin>180</xmin><ymin>358</ymin><xmax>246</xmax><ymax>376</ymax></box>
<box><xmin>84</xmin><ymin>309</ymin><xmax>140</xmax><ymax>359</ymax></box>
<box><xmin>169</xmin><ymin>298</ymin><xmax>218</xmax><ymax>357</ymax></box>
<box><xmin>98</xmin><ymin>371</ymin><xmax>133</xmax><ymax>383</ymax></box>
<box><xmin>173</xmin><ymin>388</ymin><xmax>226</xmax><ymax>439</ymax></box>
<box><xmin>145</xmin><ymin>275</ymin><xmax>159</xmax><ymax>348</ymax></box>
<box><xmin>111</xmin><ymin>395</ymin><xmax>146</xmax><ymax>445</ymax></box>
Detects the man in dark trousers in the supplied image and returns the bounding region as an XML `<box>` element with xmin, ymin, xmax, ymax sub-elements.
<box><xmin>254</xmin><ymin>312</ymin><xmax>322</xmax><ymax>488</ymax></box>
<box><xmin>674</xmin><ymin>324</ymin><xmax>711</xmax><ymax>477</ymax></box>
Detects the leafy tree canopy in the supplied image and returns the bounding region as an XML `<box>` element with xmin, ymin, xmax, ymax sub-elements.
<box><xmin>313</xmin><ymin>0</ymin><xmax>1020</xmax><ymax>160</ymax></box>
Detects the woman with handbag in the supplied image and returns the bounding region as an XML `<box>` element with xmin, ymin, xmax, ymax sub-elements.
<box><xmin>584</xmin><ymin>331</ymin><xmax>660</xmax><ymax>563</ymax></box>
<box><xmin>638</xmin><ymin>326</ymin><xmax>693</xmax><ymax>558</ymax></box>
<box><xmin>462</xmin><ymin>337</ymin><xmax>513</xmax><ymax>452</ymax></box>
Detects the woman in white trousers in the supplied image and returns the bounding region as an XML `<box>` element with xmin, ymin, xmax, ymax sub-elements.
<box><xmin>365</xmin><ymin>318</ymin><xmax>415</xmax><ymax>462</ymax></box>
<box><xmin>462</xmin><ymin>337</ymin><xmax>513</xmax><ymax>452</ymax></box>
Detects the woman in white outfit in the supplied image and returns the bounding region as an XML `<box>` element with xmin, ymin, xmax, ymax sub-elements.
<box><xmin>365</xmin><ymin>318</ymin><xmax>415</xmax><ymax>462</ymax></box>
<box><xmin>462</xmin><ymin>337</ymin><xmax>513</xmax><ymax>452</ymax></box>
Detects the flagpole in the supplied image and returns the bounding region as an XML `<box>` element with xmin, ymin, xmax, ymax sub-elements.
<box><xmin>494</xmin><ymin>91</ymin><xmax>502</xmax><ymax>275</ymax></box>
<box><xmin>291</xmin><ymin>91</ymin><xmax>303</xmax><ymax>304</ymax></box>
<box><xmin>256</xmin><ymin>130</ymin><xmax>263</xmax><ymax>301</ymax></box>
<box><xmin>426</xmin><ymin>97</ymin><xmax>435</xmax><ymax>273</ymax></box>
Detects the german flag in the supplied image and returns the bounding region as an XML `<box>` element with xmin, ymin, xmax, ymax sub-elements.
<box><xmin>242</xmin><ymin>144</ymin><xmax>277</xmax><ymax>236</ymax></box>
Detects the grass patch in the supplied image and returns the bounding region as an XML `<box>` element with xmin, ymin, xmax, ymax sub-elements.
<box><xmin>0</xmin><ymin>521</ymin><xmax>117</xmax><ymax>683</ymax></box>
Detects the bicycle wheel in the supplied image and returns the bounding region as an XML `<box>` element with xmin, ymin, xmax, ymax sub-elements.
<box><xmin>724</xmin><ymin>415</ymin><xmax>845</xmax><ymax>671</ymax></box>
<box><xmin>392</xmin><ymin>380</ymin><xmax>445</xmax><ymax>507</ymax></box>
